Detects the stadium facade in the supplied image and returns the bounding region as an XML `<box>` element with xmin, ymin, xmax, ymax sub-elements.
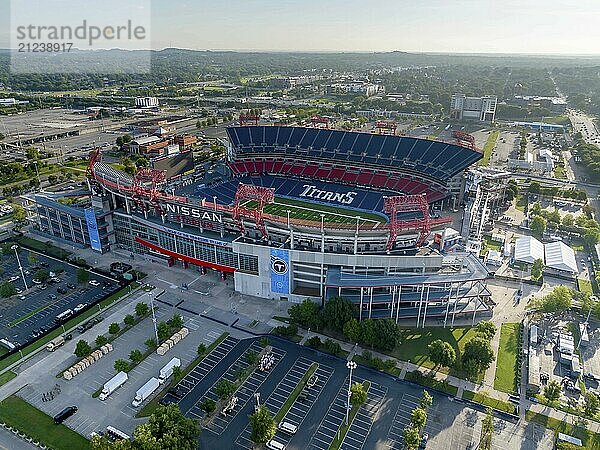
<box><xmin>32</xmin><ymin>126</ymin><xmax>493</xmax><ymax>325</ymax></box>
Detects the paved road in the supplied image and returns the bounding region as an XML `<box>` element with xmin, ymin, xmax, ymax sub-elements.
<box><xmin>0</xmin><ymin>427</ymin><xmax>38</xmax><ymax>450</ymax></box>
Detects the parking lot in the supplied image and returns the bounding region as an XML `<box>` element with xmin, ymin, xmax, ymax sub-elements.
<box><xmin>0</xmin><ymin>248</ymin><xmax>119</xmax><ymax>349</ymax></box>
<box><xmin>15</xmin><ymin>299</ymin><xmax>232</xmax><ymax>438</ymax></box>
<box><xmin>157</xmin><ymin>336</ymin><xmax>554</xmax><ymax>450</ymax></box>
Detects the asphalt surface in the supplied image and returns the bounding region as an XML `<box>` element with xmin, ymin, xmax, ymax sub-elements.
<box><xmin>160</xmin><ymin>336</ymin><xmax>553</xmax><ymax>450</ymax></box>
<box><xmin>0</xmin><ymin>248</ymin><xmax>119</xmax><ymax>348</ymax></box>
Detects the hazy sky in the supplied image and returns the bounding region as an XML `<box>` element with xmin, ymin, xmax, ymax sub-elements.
<box><xmin>2</xmin><ymin>0</ymin><xmax>600</xmax><ymax>54</ymax></box>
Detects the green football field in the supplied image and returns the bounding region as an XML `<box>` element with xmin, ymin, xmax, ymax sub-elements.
<box><xmin>243</xmin><ymin>196</ymin><xmax>387</xmax><ymax>226</ymax></box>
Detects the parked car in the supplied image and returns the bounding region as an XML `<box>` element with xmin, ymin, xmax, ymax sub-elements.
<box><xmin>74</xmin><ymin>303</ymin><xmax>88</xmax><ymax>313</ymax></box>
<box><xmin>89</xmin><ymin>280</ymin><xmax>100</xmax><ymax>286</ymax></box>
<box><xmin>67</xmin><ymin>283</ymin><xmax>76</xmax><ymax>289</ymax></box>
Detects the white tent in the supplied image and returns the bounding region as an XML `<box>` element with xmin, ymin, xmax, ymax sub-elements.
<box><xmin>544</xmin><ymin>241</ymin><xmax>578</xmax><ymax>274</ymax></box>
<box><xmin>514</xmin><ymin>236</ymin><xmax>544</xmax><ymax>264</ymax></box>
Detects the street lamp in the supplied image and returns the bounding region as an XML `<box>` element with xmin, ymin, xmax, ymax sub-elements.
<box><xmin>11</xmin><ymin>245</ymin><xmax>28</xmax><ymax>290</ymax></box>
<box><xmin>345</xmin><ymin>360</ymin><xmax>357</xmax><ymax>425</ymax></box>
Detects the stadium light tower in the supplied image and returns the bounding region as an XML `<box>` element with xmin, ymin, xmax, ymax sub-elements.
<box><xmin>11</xmin><ymin>245</ymin><xmax>28</xmax><ymax>290</ymax></box>
<box><xmin>345</xmin><ymin>361</ymin><xmax>357</xmax><ymax>425</ymax></box>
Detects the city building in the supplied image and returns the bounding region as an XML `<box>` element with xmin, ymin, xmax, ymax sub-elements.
<box><xmin>135</xmin><ymin>97</ymin><xmax>159</xmax><ymax>108</ymax></box>
<box><xmin>450</xmin><ymin>94</ymin><xmax>497</xmax><ymax>122</ymax></box>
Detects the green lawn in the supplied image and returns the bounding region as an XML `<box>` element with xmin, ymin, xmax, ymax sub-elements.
<box><xmin>526</xmin><ymin>411</ymin><xmax>600</xmax><ymax>449</ymax></box>
<box><xmin>494</xmin><ymin>323</ymin><xmax>520</xmax><ymax>393</ymax></box>
<box><xmin>388</xmin><ymin>327</ymin><xmax>482</xmax><ymax>379</ymax></box>
<box><xmin>578</xmin><ymin>278</ymin><xmax>594</xmax><ymax>294</ymax></box>
<box><xmin>479</xmin><ymin>130</ymin><xmax>500</xmax><ymax>166</ymax></box>
<box><xmin>246</xmin><ymin>196</ymin><xmax>386</xmax><ymax>226</ymax></box>
<box><xmin>0</xmin><ymin>370</ymin><xmax>16</xmax><ymax>387</ymax></box>
<box><xmin>515</xmin><ymin>195</ymin><xmax>527</xmax><ymax>212</ymax></box>
<box><xmin>0</xmin><ymin>395</ymin><xmax>89</xmax><ymax>450</ymax></box>
<box><xmin>462</xmin><ymin>390</ymin><xmax>516</xmax><ymax>414</ymax></box>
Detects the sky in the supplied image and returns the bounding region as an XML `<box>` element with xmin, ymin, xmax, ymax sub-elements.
<box><xmin>2</xmin><ymin>0</ymin><xmax>600</xmax><ymax>54</ymax></box>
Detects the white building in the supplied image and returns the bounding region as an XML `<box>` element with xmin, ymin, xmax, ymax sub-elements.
<box><xmin>544</xmin><ymin>241</ymin><xmax>578</xmax><ymax>274</ymax></box>
<box><xmin>135</xmin><ymin>97</ymin><xmax>159</xmax><ymax>108</ymax></box>
<box><xmin>514</xmin><ymin>236</ymin><xmax>544</xmax><ymax>264</ymax></box>
<box><xmin>328</xmin><ymin>82</ymin><xmax>379</xmax><ymax>97</ymax></box>
<box><xmin>450</xmin><ymin>93</ymin><xmax>497</xmax><ymax>122</ymax></box>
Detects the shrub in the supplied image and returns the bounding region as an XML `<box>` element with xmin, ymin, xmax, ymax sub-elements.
<box><xmin>306</xmin><ymin>336</ymin><xmax>322</xmax><ymax>349</ymax></box>
<box><xmin>322</xmin><ymin>338</ymin><xmax>342</xmax><ymax>356</ymax></box>
<box><xmin>95</xmin><ymin>335</ymin><xmax>108</xmax><ymax>347</ymax></box>
<box><xmin>74</xmin><ymin>340</ymin><xmax>91</xmax><ymax>358</ymax></box>
<box><xmin>108</xmin><ymin>322</ymin><xmax>120</xmax><ymax>335</ymax></box>
<box><xmin>197</xmin><ymin>343</ymin><xmax>206</xmax><ymax>355</ymax></box>
<box><xmin>124</xmin><ymin>314</ymin><xmax>135</xmax><ymax>326</ymax></box>
<box><xmin>114</xmin><ymin>359</ymin><xmax>130</xmax><ymax>372</ymax></box>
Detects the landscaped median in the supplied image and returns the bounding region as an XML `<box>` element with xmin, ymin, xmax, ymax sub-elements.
<box><xmin>273</xmin><ymin>362</ymin><xmax>318</xmax><ymax>423</ymax></box>
<box><xmin>0</xmin><ymin>395</ymin><xmax>89</xmax><ymax>450</ymax></box>
<box><xmin>480</xmin><ymin>130</ymin><xmax>499</xmax><ymax>166</ymax></box>
<box><xmin>462</xmin><ymin>390</ymin><xmax>516</xmax><ymax>415</ymax></box>
<box><xmin>329</xmin><ymin>381</ymin><xmax>370</xmax><ymax>450</ymax></box>
<box><xmin>0</xmin><ymin>281</ymin><xmax>141</xmax><ymax>374</ymax></box>
<box><xmin>137</xmin><ymin>332</ymin><xmax>230</xmax><ymax>418</ymax></box>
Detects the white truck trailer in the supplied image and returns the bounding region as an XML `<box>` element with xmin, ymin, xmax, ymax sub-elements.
<box><xmin>99</xmin><ymin>371</ymin><xmax>128</xmax><ymax>400</ymax></box>
<box><xmin>158</xmin><ymin>357</ymin><xmax>181</xmax><ymax>384</ymax></box>
<box><xmin>132</xmin><ymin>377</ymin><xmax>160</xmax><ymax>407</ymax></box>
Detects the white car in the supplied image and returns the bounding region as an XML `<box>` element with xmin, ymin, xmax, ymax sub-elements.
<box><xmin>32</xmin><ymin>279</ymin><xmax>42</xmax><ymax>284</ymax></box>
<box><xmin>88</xmin><ymin>280</ymin><xmax>100</xmax><ymax>286</ymax></box>
<box><xmin>9</xmin><ymin>276</ymin><xmax>20</xmax><ymax>282</ymax></box>
<box><xmin>74</xmin><ymin>303</ymin><xmax>88</xmax><ymax>313</ymax></box>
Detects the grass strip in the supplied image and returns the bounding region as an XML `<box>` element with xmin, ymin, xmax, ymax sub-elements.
<box><xmin>479</xmin><ymin>130</ymin><xmax>499</xmax><ymax>166</ymax></box>
<box><xmin>136</xmin><ymin>332</ymin><xmax>229</xmax><ymax>418</ymax></box>
<box><xmin>329</xmin><ymin>381</ymin><xmax>370</xmax><ymax>450</ymax></box>
<box><xmin>493</xmin><ymin>323</ymin><xmax>520</xmax><ymax>393</ymax></box>
<box><xmin>462</xmin><ymin>390</ymin><xmax>516</xmax><ymax>414</ymax></box>
<box><xmin>0</xmin><ymin>395</ymin><xmax>89</xmax><ymax>450</ymax></box>
<box><xmin>274</xmin><ymin>363</ymin><xmax>318</xmax><ymax>423</ymax></box>
<box><xmin>0</xmin><ymin>282</ymin><xmax>139</xmax><ymax>374</ymax></box>
<box><xmin>0</xmin><ymin>370</ymin><xmax>16</xmax><ymax>387</ymax></box>
<box><xmin>9</xmin><ymin>297</ymin><xmax>64</xmax><ymax>328</ymax></box>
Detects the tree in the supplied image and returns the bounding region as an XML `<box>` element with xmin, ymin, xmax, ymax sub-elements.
<box><xmin>584</xmin><ymin>229</ymin><xmax>600</xmax><ymax>248</ymax></box>
<box><xmin>197</xmin><ymin>343</ymin><xmax>206</xmax><ymax>355</ymax></box>
<box><xmin>116</xmin><ymin>136</ymin><xmax>124</xmax><ymax>147</ymax></box>
<box><xmin>475</xmin><ymin>321</ymin><xmax>497</xmax><ymax>340</ymax></box>
<box><xmin>246</xmin><ymin>350</ymin><xmax>259</xmax><ymax>365</ymax></box>
<box><xmin>529</xmin><ymin>181</ymin><xmax>541</xmax><ymax>194</ymax></box>
<box><xmin>12</xmin><ymin>204</ymin><xmax>26</xmax><ymax>224</ymax></box>
<box><xmin>562</xmin><ymin>214</ymin><xmax>574</xmax><ymax>227</ymax></box>
<box><xmin>402</xmin><ymin>426</ymin><xmax>421</xmax><ymax>450</ymax></box>
<box><xmin>532</xmin><ymin>286</ymin><xmax>573</xmax><ymax>313</ymax></box>
<box><xmin>410</xmin><ymin>407</ymin><xmax>427</xmax><ymax>430</ymax></box>
<box><xmin>114</xmin><ymin>359</ymin><xmax>130</xmax><ymax>373</ymax></box>
<box><xmin>584</xmin><ymin>392</ymin><xmax>599</xmax><ymax>417</ymax></box>
<box><xmin>343</xmin><ymin>318</ymin><xmax>361</xmax><ymax>343</ymax></box>
<box><xmin>124</xmin><ymin>314</ymin><xmax>135</xmax><ymax>326</ymax></box>
<box><xmin>530</xmin><ymin>216</ymin><xmax>547</xmax><ymax>238</ymax></box>
<box><xmin>360</xmin><ymin>319</ymin><xmax>377</xmax><ymax>348</ymax></box>
<box><xmin>74</xmin><ymin>339</ymin><xmax>92</xmax><ymax>358</ymax></box>
<box><xmin>480</xmin><ymin>408</ymin><xmax>494</xmax><ymax>450</ymax></box>
<box><xmin>95</xmin><ymin>335</ymin><xmax>108</xmax><ymax>347</ymax></box>
<box><xmin>168</xmin><ymin>313</ymin><xmax>184</xmax><ymax>330</ymax></box>
<box><xmin>543</xmin><ymin>380</ymin><xmax>562</xmax><ymax>402</ymax></box>
<box><xmin>129</xmin><ymin>349</ymin><xmax>143</xmax><ymax>363</ymax></box>
<box><xmin>372</xmin><ymin>319</ymin><xmax>401</xmax><ymax>351</ymax></box>
<box><xmin>530</xmin><ymin>258</ymin><xmax>544</xmax><ymax>281</ymax></box>
<box><xmin>200</xmin><ymin>398</ymin><xmax>216</xmax><ymax>415</ymax></box>
<box><xmin>108</xmin><ymin>322</ymin><xmax>121</xmax><ymax>335</ymax></box>
<box><xmin>76</xmin><ymin>267</ymin><xmax>89</xmax><ymax>284</ymax></box>
<box><xmin>0</xmin><ymin>282</ymin><xmax>16</xmax><ymax>298</ymax></box>
<box><xmin>172</xmin><ymin>365</ymin><xmax>182</xmax><ymax>381</ymax></box>
<box><xmin>531</xmin><ymin>202</ymin><xmax>542</xmax><ymax>216</ymax></box>
<box><xmin>133</xmin><ymin>404</ymin><xmax>199</xmax><ymax>450</ymax></box>
<box><xmin>145</xmin><ymin>338</ymin><xmax>157</xmax><ymax>350</ymax></box>
<box><xmin>34</xmin><ymin>269</ymin><xmax>50</xmax><ymax>282</ymax></box>
<box><xmin>322</xmin><ymin>297</ymin><xmax>355</xmax><ymax>331</ymax></box>
<box><xmin>322</xmin><ymin>338</ymin><xmax>342</xmax><ymax>356</ymax></box>
<box><xmin>157</xmin><ymin>321</ymin><xmax>171</xmax><ymax>341</ymax></box>
<box><xmin>215</xmin><ymin>379</ymin><xmax>235</xmax><ymax>400</ymax></box>
<box><xmin>288</xmin><ymin>299</ymin><xmax>321</xmax><ymax>329</ymax></box>
<box><xmin>350</xmin><ymin>382</ymin><xmax>367</xmax><ymax>407</ymax></box>
<box><xmin>135</xmin><ymin>302</ymin><xmax>149</xmax><ymax>317</ymax></box>
<box><xmin>419</xmin><ymin>390</ymin><xmax>433</xmax><ymax>410</ymax></box>
<box><xmin>249</xmin><ymin>405</ymin><xmax>276</xmax><ymax>444</ymax></box>
<box><xmin>90</xmin><ymin>435</ymin><xmax>133</xmax><ymax>449</ymax></box>
<box><xmin>306</xmin><ymin>336</ymin><xmax>322</xmax><ymax>349</ymax></box>
<box><xmin>462</xmin><ymin>337</ymin><xmax>495</xmax><ymax>376</ymax></box>
<box><xmin>427</xmin><ymin>340</ymin><xmax>456</xmax><ymax>369</ymax></box>
<box><xmin>27</xmin><ymin>253</ymin><xmax>38</xmax><ymax>265</ymax></box>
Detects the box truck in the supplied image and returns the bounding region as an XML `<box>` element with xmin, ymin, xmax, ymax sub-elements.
<box><xmin>158</xmin><ymin>357</ymin><xmax>181</xmax><ymax>385</ymax></box>
<box><xmin>46</xmin><ymin>335</ymin><xmax>65</xmax><ymax>352</ymax></box>
<box><xmin>132</xmin><ymin>377</ymin><xmax>160</xmax><ymax>407</ymax></box>
<box><xmin>99</xmin><ymin>371</ymin><xmax>128</xmax><ymax>400</ymax></box>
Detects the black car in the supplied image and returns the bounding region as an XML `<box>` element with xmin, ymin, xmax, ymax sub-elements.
<box><xmin>57</xmin><ymin>287</ymin><xmax>67</xmax><ymax>294</ymax></box>
<box><xmin>168</xmin><ymin>386</ymin><xmax>186</xmax><ymax>399</ymax></box>
<box><xmin>54</xmin><ymin>406</ymin><xmax>77</xmax><ymax>424</ymax></box>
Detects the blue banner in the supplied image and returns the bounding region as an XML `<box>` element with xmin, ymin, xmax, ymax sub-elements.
<box><xmin>270</xmin><ymin>249</ymin><xmax>290</xmax><ymax>295</ymax></box>
<box><xmin>84</xmin><ymin>208</ymin><xmax>102</xmax><ymax>252</ymax></box>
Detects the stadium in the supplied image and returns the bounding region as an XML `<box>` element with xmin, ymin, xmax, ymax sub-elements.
<box><xmin>80</xmin><ymin>124</ymin><xmax>492</xmax><ymax>325</ymax></box>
